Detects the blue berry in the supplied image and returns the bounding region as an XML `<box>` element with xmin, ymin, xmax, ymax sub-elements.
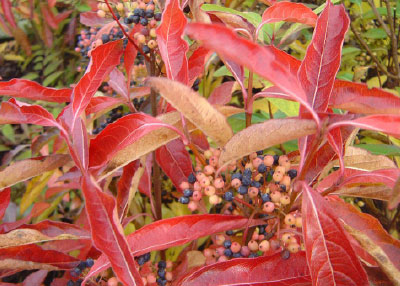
<box><xmin>67</xmin><ymin>281</ymin><xmax>74</xmax><ymax>286</ymax></box>
<box><xmin>241</xmin><ymin>176</ymin><xmax>251</xmax><ymax>186</ymax></box>
<box><xmin>137</xmin><ymin>256</ymin><xmax>146</xmax><ymax>266</ymax></box>
<box><xmin>158</xmin><ymin>268</ymin><xmax>166</xmax><ymax>278</ymax></box>
<box><xmin>157</xmin><ymin>278</ymin><xmax>167</xmax><ymax>286</ymax></box>
<box><xmin>281</xmin><ymin>250</ymin><xmax>290</xmax><ymax>260</ymax></box>
<box><xmin>77</xmin><ymin>261</ymin><xmax>86</xmax><ymax>270</ymax></box>
<box><xmin>280</xmin><ymin>184</ymin><xmax>287</xmax><ymax>192</ymax></box>
<box><xmin>132</xmin><ymin>15</ymin><xmax>140</xmax><ymax>24</ymax></box>
<box><xmin>248</xmin><ymin>253</ymin><xmax>258</xmax><ymax>258</ymax></box>
<box><xmin>251</xmin><ymin>181</ymin><xmax>261</xmax><ymax>188</ymax></box>
<box><xmin>70</xmin><ymin>268</ymin><xmax>80</xmax><ymax>277</ymax></box>
<box><xmin>238</xmin><ymin>186</ymin><xmax>248</xmax><ymax>195</ymax></box>
<box><xmin>273</xmin><ymin>155</ymin><xmax>279</xmax><ymax>165</ymax></box>
<box><xmin>232</xmin><ymin>252</ymin><xmax>242</xmax><ymax>258</ymax></box>
<box><xmin>188</xmin><ymin>173</ymin><xmax>196</xmax><ymax>184</ymax></box>
<box><xmin>140</xmin><ymin>17</ymin><xmax>148</xmax><ymax>26</ymax></box>
<box><xmin>86</xmin><ymin>258</ymin><xmax>94</xmax><ymax>267</ymax></box>
<box><xmin>154</xmin><ymin>13</ymin><xmax>162</xmax><ymax>21</ymax></box>
<box><xmin>223</xmin><ymin>191</ymin><xmax>234</xmax><ymax>201</ymax></box>
<box><xmin>226</xmin><ymin>230</ymin><xmax>234</xmax><ymax>236</ymax></box>
<box><xmin>256</xmin><ymin>150</ymin><xmax>263</xmax><ymax>155</ymax></box>
<box><xmin>133</xmin><ymin>8</ymin><xmax>141</xmax><ymax>16</ymax></box>
<box><xmin>258</xmin><ymin>163</ymin><xmax>267</xmax><ymax>173</ymax></box>
<box><xmin>243</xmin><ymin>169</ymin><xmax>252</xmax><ymax>177</ymax></box>
<box><xmin>101</xmin><ymin>34</ymin><xmax>110</xmax><ymax>43</ymax></box>
<box><xmin>261</xmin><ymin>193</ymin><xmax>271</xmax><ymax>203</ymax></box>
<box><xmin>223</xmin><ymin>240</ymin><xmax>232</xmax><ymax>248</ymax></box>
<box><xmin>142</xmin><ymin>45</ymin><xmax>150</xmax><ymax>54</ymax></box>
<box><xmin>288</xmin><ymin>169</ymin><xmax>297</xmax><ymax>179</ymax></box>
<box><xmin>231</xmin><ymin>173</ymin><xmax>242</xmax><ymax>180</ymax></box>
<box><xmin>158</xmin><ymin>260</ymin><xmax>166</xmax><ymax>269</ymax></box>
<box><xmin>258</xmin><ymin>225</ymin><xmax>266</xmax><ymax>234</ymax></box>
<box><xmin>183</xmin><ymin>189</ymin><xmax>193</xmax><ymax>197</ymax></box>
<box><xmin>179</xmin><ymin>196</ymin><xmax>190</xmax><ymax>204</ymax></box>
<box><xmin>146</xmin><ymin>10</ymin><xmax>154</xmax><ymax>18</ymax></box>
<box><xmin>75</xmin><ymin>279</ymin><xmax>83</xmax><ymax>286</ymax></box>
<box><xmin>224</xmin><ymin>248</ymin><xmax>233</xmax><ymax>257</ymax></box>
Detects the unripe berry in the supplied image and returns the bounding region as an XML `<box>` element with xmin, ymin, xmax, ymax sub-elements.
<box><xmin>280</xmin><ymin>175</ymin><xmax>291</xmax><ymax>188</ymax></box>
<box><xmin>147</xmin><ymin>273</ymin><xmax>156</xmax><ymax>283</ymax></box>
<box><xmin>204</xmin><ymin>150</ymin><xmax>213</xmax><ymax>159</ymax></box>
<box><xmin>249</xmin><ymin>152</ymin><xmax>258</xmax><ymax>160</ymax></box>
<box><xmin>263</xmin><ymin>202</ymin><xmax>275</xmax><ymax>213</ymax></box>
<box><xmin>240</xmin><ymin>246</ymin><xmax>250</xmax><ymax>257</ymax></box>
<box><xmin>231</xmin><ymin>241</ymin><xmax>241</xmax><ymax>253</ymax></box>
<box><xmin>264</xmin><ymin>155</ymin><xmax>274</xmax><ymax>167</ymax></box>
<box><xmin>137</xmin><ymin>34</ymin><xmax>146</xmax><ymax>44</ymax></box>
<box><xmin>278</xmin><ymin>155</ymin><xmax>289</xmax><ymax>166</ymax></box>
<box><xmin>200</xmin><ymin>177</ymin><xmax>210</xmax><ymax>187</ymax></box>
<box><xmin>251</xmin><ymin>231</ymin><xmax>259</xmax><ymax>241</ymax></box>
<box><xmin>97</xmin><ymin>9</ymin><xmax>106</xmax><ymax>18</ymax></box>
<box><xmin>196</xmin><ymin>172</ymin><xmax>206</xmax><ymax>181</ymax></box>
<box><xmin>213</xmin><ymin>177</ymin><xmax>225</xmax><ymax>189</ymax></box>
<box><xmin>203</xmin><ymin>248</ymin><xmax>213</xmax><ymax>257</ymax></box>
<box><xmin>275</xmin><ymin>166</ymin><xmax>286</xmax><ymax>174</ymax></box>
<box><xmin>218</xmin><ymin>255</ymin><xmax>228</xmax><ymax>262</ymax></box>
<box><xmin>192</xmin><ymin>190</ymin><xmax>202</xmax><ymax>201</ymax></box>
<box><xmin>281</xmin><ymin>232</ymin><xmax>292</xmax><ymax>244</ymax></box>
<box><xmin>213</xmin><ymin>149</ymin><xmax>221</xmax><ymax>157</ymax></box>
<box><xmin>147</xmin><ymin>39</ymin><xmax>157</xmax><ymax>49</ymax></box>
<box><xmin>270</xmin><ymin>191</ymin><xmax>281</xmax><ymax>203</ymax></box>
<box><xmin>270</xmin><ymin>239</ymin><xmax>281</xmax><ymax>250</ymax></box>
<box><xmin>259</xmin><ymin>240</ymin><xmax>270</xmax><ymax>252</ymax></box>
<box><xmin>193</xmin><ymin>181</ymin><xmax>201</xmax><ymax>192</ymax></box>
<box><xmin>284</xmin><ymin>214</ymin><xmax>296</xmax><ymax>225</ymax></box>
<box><xmin>108</xmin><ymin>277</ymin><xmax>118</xmax><ymax>286</ymax></box>
<box><xmin>216</xmin><ymin>234</ymin><xmax>225</xmax><ymax>245</ymax></box>
<box><xmin>295</xmin><ymin>217</ymin><xmax>302</xmax><ymax>228</ymax></box>
<box><xmin>231</xmin><ymin>178</ymin><xmax>241</xmax><ymax>189</ymax></box>
<box><xmin>209</xmin><ymin>194</ymin><xmax>220</xmax><ymax>205</ymax></box>
<box><xmin>165</xmin><ymin>272</ymin><xmax>173</xmax><ymax>281</ymax></box>
<box><xmin>252</xmin><ymin>157</ymin><xmax>263</xmax><ymax>169</ymax></box>
<box><xmin>247</xmin><ymin>240</ymin><xmax>259</xmax><ymax>252</ymax></box>
<box><xmin>288</xmin><ymin>242</ymin><xmax>300</xmax><ymax>253</ymax></box>
<box><xmin>248</xmin><ymin>187</ymin><xmax>259</xmax><ymax>198</ymax></box>
<box><xmin>204</xmin><ymin>186</ymin><xmax>216</xmax><ymax>196</ymax></box>
<box><xmin>280</xmin><ymin>195</ymin><xmax>290</xmax><ymax>205</ymax></box>
<box><xmin>179</xmin><ymin>181</ymin><xmax>190</xmax><ymax>190</ymax></box>
<box><xmin>204</xmin><ymin>165</ymin><xmax>215</xmax><ymax>175</ymax></box>
<box><xmin>273</xmin><ymin>172</ymin><xmax>283</xmax><ymax>183</ymax></box>
<box><xmin>188</xmin><ymin>201</ymin><xmax>198</xmax><ymax>211</ymax></box>
<box><xmin>209</xmin><ymin>156</ymin><xmax>218</xmax><ymax>167</ymax></box>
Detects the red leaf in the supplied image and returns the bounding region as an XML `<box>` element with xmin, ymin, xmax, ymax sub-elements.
<box><xmin>156</xmin><ymin>0</ymin><xmax>189</xmax><ymax>84</ymax></box>
<box><xmin>124</xmin><ymin>26</ymin><xmax>141</xmax><ymax>84</ymax></box>
<box><xmin>22</xmin><ymin>270</ymin><xmax>47</xmax><ymax>286</ymax></box>
<box><xmin>190</xmin><ymin>130</ymin><xmax>210</xmax><ymax>151</ymax></box>
<box><xmin>0</xmin><ymin>188</ymin><xmax>11</xmax><ymax>221</ymax></box>
<box><xmin>81</xmin><ymin>175</ymin><xmax>143</xmax><ymax>286</ymax></box>
<box><xmin>108</xmin><ymin>68</ymin><xmax>129</xmax><ymax>101</ymax></box>
<box><xmin>185</xmin><ymin>23</ymin><xmax>315</xmax><ymax>119</ymax></box>
<box><xmin>177</xmin><ymin>252</ymin><xmax>311</xmax><ymax>286</ymax></box>
<box><xmin>188</xmin><ymin>46</ymin><xmax>211</xmax><ymax>86</ymax></box>
<box><xmin>330</xmin><ymin>80</ymin><xmax>400</xmax><ymax>114</ymax></box>
<box><xmin>87</xmin><ymin>215</ymin><xmax>266</xmax><ymax>277</ymax></box>
<box><xmin>54</xmin><ymin>10</ymin><xmax>72</xmax><ymax>26</ymax></box>
<box><xmin>329</xmin><ymin>115</ymin><xmax>400</xmax><ymax>137</ymax></box>
<box><xmin>89</xmin><ymin>113</ymin><xmax>186</xmax><ymax>170</ymax></box>
<box><xmin>301</xmin><ymin>183</ymin><xmax>369</xmax><ymax>285</ymax></box>
<box><xmin>298</xmin><ymin>1</ymin><xmax>349</xmax><ymax>112</ymax></box>
<box><xmin>72</xmin><ymin>117</ymin><xmax>89</xmax><ymax>171</ymax></box>
<box><xmin>0</xmin><ymin>244</ymin><xmax>79</xmax><ymax>269</ymax></box>
<box><xmin>156</xmin><ymin>139</ymin><xmax>193</xmax><ymax>190</ymax></box>
<box><xmin>0</xmin><ymin>99</ymin><xmax>60</xmax><ymax>127</ymax></box>
<box><xmin>85</xmin><ymin>96</ymin><xmax>124</xmax><ymax>114</ymax></box>
<box><xmin>389</xmin><ymin>176</ymin><xmax>400</xmax><ymax>210</ymax></box>
<box><xmin>0</xmin><ymin>79</ymin><xmax>71</xmax><ymax>102</ymax></box>
<box><xmin>40</xmin><ymin>3</ymin><xmax>58</xmax><ymax>29</ymax></box>
<box><xmin>224</xmin><ymin>60</ymin><xmax>247</xmax><ymax>104</ymax></box>
<box><xmin>17</xmin><ymin>220</ymin><xmax>90</xmax><ymax>238</ymax></box>
<box><xmin>80</xmin><ymin>11</ymin><xmax>113</xmax><ymax>27</ymax></box>
<box><xmin>329</xmin><ymin>198</ymin><xmax>400</xmax><ymax>271</ymax></box>
<box><xmin>0</xmin><ymin>0</ymin><xmax>17</xmax><ymax>29</ymax></box>
<box><xmin>208</xmin><ymin>81</ymin><xmax>235</xmax><ymax>105</ymax></box>
<box><xmin>71</xmin><ymin>40</ymin><xmax>123</xmax><ymax>123</ymax></box>
<box><xmin>260</xmin><ymin>2</ymin><xmax>317</xmax><ymax>27</ymax></box>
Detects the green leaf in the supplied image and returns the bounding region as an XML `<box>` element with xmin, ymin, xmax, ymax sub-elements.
<box><xmin>1</xmin><ymin>124</ymin><xmax>15</xmax><ymax>143</ymax></box>
<box><xmin>363</xmin><ymin>28</ymin><xmax>387</xmax><ymax>39</ymax></box>
<box><xmin>21</xmin><ymin>72</ymin><xmax>39</xmax><ymax>81</ymax></box>
<box><xmin>354</xmin><ymin>144</ymin><xmax>400</xmax><ymax>156</ymax></box>
<box><xmin>44</xmin><ymin>60</ymin><xmax>62</xmax><ymax>76</ymax></box>
<box><xmin>227</xmin><ymin>112</ymin><xmax>268</xmax><ymax>133</ymax></box>
<box><xmin>268</xmin><ymin>98</ymin><xmax>299</xmax><ymax>117</ymax></box>
<box><xmin>43</xmin><ymin>71</ymin><xmax>64</xmax><ymax>86</ymax></box>
<box><xmin>342</xmin><ymin>47</ymin><xmax>361</xmax><ymax>55</ymax></box>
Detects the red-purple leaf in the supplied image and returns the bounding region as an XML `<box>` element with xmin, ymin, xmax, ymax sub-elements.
<box><xmin>16</xmin><ymin>220</ymin><xmax>90</xmax><ymax>238</ymax></box>
<box><xmin>0</xmin><ymin>0</ymin><xmax>17</xmax><ymax>29</ymax></box>
<box><xmin>81</xmin><ymin>175</ymin><xmax>143</xmax><ymax>286</ymax></box>
<box><xmin>0</xmin><ymin>79</ymin><xmax>71</xmax><ymax>103</ymax></box>
<box><xmin>108</xmin><ymin>68</ymin><xmax>129</xmax><ymax>101</ymax></box>
<box><xmin>329</xmin><ymin>115</ymin><xmax>400</xmax><ymax>137</ymax></box>
<box><xmin>329</xmin><ymin>197</ymin><xmax>400</xmax><ymax>271</ymax></box>
<box><xmin>0</xmin><ymin>99</ymin><xmax>60</xmax><ymax>127</ymax></box>
<box><xmin>330</xmin><ymin>80</ymin><xmax>400</xmax><ymax>114</ymax></box>
<box><xmin>71</xmin><ymin>40</ymin><xmax>123</xmax><ymax>123</ymax></box>
<box><xmin>224</xmin><ymin>60</ymin><xmax>247</xmax><ymax>105</ymax></box>
<box><xmin>389</xmin><ymin>176</ymin><xmax>400</xmax><ymax>210</ymax></box>
<box><xmin>177</xmin><ymin>252</ymin><xmax>311</xmax><ymax>286</ymax></box>
<box><xmin>156</xmin><ymin>0</ymin><xmax>189</xmax><ymax>84</ymax></box>
<box><xmin>301</xmin><ymin>183</ymin><xmax>369</xmax><ymax>285</ymax></box>
<box><xmin>80</xmin><ymin>11</ymin><xmax>113</xmax><ymax>27</ymax></box>
<box><xmin>86</xmin><ymin>215</ymin><xmax>266</xmax><ymax>277</ymax></box>
<box><xmin>71</xmin><ymin>117</ymin><xmax>89</xmax><ymax>171</ymax></box>
<box><xmin>298</xmin><ymin>1</ymin><xmax>349</xmax><ymax>112</ymax></box>
<box><xmin>22</xmin><ymin>270</ymin><xmax>47</xmax><ymax>286</ymax></box>
<box><xmin>0</xmin><ymin>244</ymin><xmax>79</xmax><ymax>270</ymax></box>
<box><xmin>156</xmin><ymin>139</ymin><xmax>193</xmax><ymax>190</ymax></box>
<box><xmin>0</xmin><ymin>188</ymin><xmax>11</xmax><ymax>221</ymax></box>
<box><xmin>190</xmin><ymin>130</ymin><xmax>209</xmax><ymax>151</ymax></box>
<box><xmin>124</xmin><ymin>26</ymin><xmax>140</xmax><ymax>84</ymax></box>
<box><xmin>260</xmin><ymin>2</ymin><xmax>317</xmax><ymax>27</ymax></box>
<box><xmin>208</xmin><ymin>81</ymin><xmax>235</xmax><ymax>105</ymax></box>
<box><xmin>89</xmin><ymin>113</ymin><xmax>186</xmax><ymax>171</ymax></box>
<box><xmin>85</xmin><ymin>96</ymin><xmax>124</xmax><ymax>115</ymax></box>
<box><xmin>188</xmin><ymin>46</ymin><xmax>210</xmax><ymax>86</ymax></box>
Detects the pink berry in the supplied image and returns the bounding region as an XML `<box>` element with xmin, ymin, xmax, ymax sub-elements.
<box><xmin>240</xmin><ymin>246</ymin><xmax>250</xmax><ymax>257</ymax></box>
<box><xmin>166</xmin><ymin>271</ymin><xmax>173</xmax><ymax>281</ymax></box>
<box><xmin>203</xmin><ymin>248</ymin><xmax>213</xmax><ymax>257</ymax></box>
<box><xmin>247</xmin><ymin>240</ymin><xmax>259</xmax><ymax>252</ymax></box>
<box><xmin>284</xmin><ymin>214</ymin><xmax>296</xmax><ymax>225</ymax></box>
<box><xmin>192</xmin><ymin>190</ymin><xmax>202</xmax><ymax>201</ymax></box>
<box><xmin>259</xmin><ymin>240</ymin><xmax>270</xmax><ymax>252</ymax></box>
<box><xmin>252</xmin><ymin>157</ymin><xmax>263</xmax><ymax>169</ymax></box>
<box><xmin>216</xmin><ymin>234</ymin><xmax>225</xmax><ymax>245</ymax></box>
<box><xmin>251</xmin><ymin>231</ymin><xmax>259</xmax><ymax>241</ymax></box>
<box><xmin>193</xmin><ymin>182</ymin><xmax>201</xmax><ymax>192</ymax></box>
<box><xmin>213</xmin><ymin>178</ymin><xmax>225</xmax><ymax>189</ymax></box>
<box><xmin>288</xmin><ymin>242</ymin><xmax>300</xmax><ymax>253</ymax></box>
<box><xmin>209</xmin><ymin>194</ymin><xmax>220</xmax><ymax>205</ymax></box>
<box><xmin>231</xmin><ymin>242</ymin><xmax>241</xmax><ymax>253</ymax></box>
<box><xmin>147</xmin><ymin>273</ymin><xmax>156</xmax><ymax>283</ymax></box>
<box><xmin>218</xmin><ymin>255</ymin><xmax>228</xmax><ymax>262</ymax></box>
<box><xmin>231</xmin><ymin>178</ymin><xmax>241</xmax><ymax>189</ymax></box>
<box><xmin>270</xmin><ymin>191</ymin><xmax>281</xmax><ymax>203</ymax></box>
<box><xmin>295</xmin><ymin>217</ymin><xmax>302</xmax><ymax>228</ymax></box>
<box><xmin>209</xmin><ymin>156</ymin><xmax>218</xmax><ymax>167</ymax></box>
<box><xmin>248</xmin><ymin>187</ymin><xmax>259</xmax><ymax>198</ymax></box>
<box><xmin>179</xmin><ymin>181</ymin><xmax>190</xmax><ymax>190</ymax></box>
<box><xmin>264</xmin><ymin>155</ymin><xmax>274</xmax><ymax>167</ymax></box>
<box><xmin>107</xmin><ymin>277</ymin><xmax>118</xmax><ymax>286</ymax></box>
<box><xmin>204</xmin><ymin>165</ymin><xmax>215</xmax><ymax>175</ymax></box>
<box><xmin>216</xmin><ymin>247</ymin><xmax>225</xmax><ymax>256</ymax></box>
<box><xmin>188</xmin><ymin>201</ymin><xmax>198</xmax><ymax>211</ymax></box>
<box><xmin>200</xmin><ymin>177</ymin><xmax>210</xmax><ymax>187</ymax></box>
<box><xmin>204</xmin><ymin>186</ymin><xmax>216</xmax><ymax>196</ymax></box>
<box><xmin>263</xmin><ymin>202</ymin><xmax>275</xmax><ymax>213</ymax></box>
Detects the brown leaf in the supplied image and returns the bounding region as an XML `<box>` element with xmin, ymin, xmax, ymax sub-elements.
<box><xmin>0</xmin><ymin>154</ymin><xmax>71</xmax><ymax>189</ymax></box>
<box><xmin>332</xmin><ymin>184</ymin><xmax>391</xmax><ymax>201</ymax></box>
<box><xmin>0</xmin><ymin>229</ymin><xmax>82</xmax><ymax>249</ymax></box>
<box><xmin>343</xmin><ymin>146</ymin><xmax>396</xmax><ymax>170</ymax></box>
<box><xmin>146</xmin><ymin>77</ymin><xmax>233</xmax><ymax>146</ymax></box>
<box><xmin>219</xmin><ymin>118</ymin><xmax>316</xmax><ymax>167</ymax></box>
<box><xmin>388</xmin><ymin>176</ymin><xmax>400</xmax><ymax>210</ymax></box>
<box><xmin>343</xmin><ymin>223</ymin><xmax>400</xmax><ymax>286</ymax></box>
<box><xmin>0</xmin><ymin>259</ymin><xmax>59</xmax><ymax>271</ymax></box>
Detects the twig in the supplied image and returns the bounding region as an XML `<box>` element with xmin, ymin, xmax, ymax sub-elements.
<box><xmin>367</xmin><ymin>0</ymin><xmax>391</xmax><ymax>36</ymax></box>
<box><xmin>384</xmin><ymin>0</ymin><xmax>400</xmax><ymax>78</ymax></box>
<box><xmin>104</xmin><ymin>0</ymin><xmax>150</xmax><ymax>62</ymax></box>
<box><xmin>245</xmin><ymin>71</ymin><xmax>254</xmax><ymax>127</ymax></box>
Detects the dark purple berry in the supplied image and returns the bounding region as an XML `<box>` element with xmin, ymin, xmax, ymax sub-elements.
<box><xmin>280</xmin><ymin>184</ymin><xmax>287</xmax><ymax>192</ymax></box>
<box><xmin>223</xmin><ymin>240</ymin><xmax>232</xmax><ymax>248</ymax></box>
<box><xmin>251</xmin><ymin>181</ymin><xmax>261</xmax><ymax>188</ymax></box>
<box><xmin>86</xmin><ymin>258</ymin><xmax>94</xmax><ymax>267</ymax></box>
<box><xmin>257</xmin><ymin>163</ymin><xmax>267</xmax><ymax>173</ymax></box>
<box><xmin>238</xmin><ymin>186</ymin><xmax>248</xmax><ymax>195</ymax></box>
<box><xmin>158</xmin><ymin>260</ymin><xmax>166</xmax><ymax>269</ymax></box>
<box><xmin>261</xmin><ymin>193</ymin><xmax>271</xmax><ymax>203</ymax></box>
<box><xmin>287</xmin><ymin>169</ymin><xmax>297</xmax><ymax>179</ymax></box>
<box><xmin>156</xmin><ymin>278</ymin><xmax>167</xmax><ymax>286</ymax></box>
<box><xmin>75</xmin><ymin>279</ymin><xmax>83</xmax><ymax>286</ymax></box>
<box><xmin>231</xmin><ymin>173</ymin><xmax>242</xmax><ymax>180</ymax></box>
<box><xmin>223</xmin><ymin>191</ymin><xmax>234</xmax><ymax>201</ymax></box>
<box><xmin>188</xmin><ymin>173</ymin><xmax>196</xmax><ymax>184</ymax></box>
<box><xmin>77</xmin><ymin>261</ymin><xmax>86</xmax><ymax>270</ymax></box>
<box><xmin>232</xmin><ymin>252</ymin><xmax>242</xmax><ymax>258</ymax></box>
<box><xmin>256</xmin><ymin>150</ymin><xmax>263</xmax><ymax>155</ymax></box>
<box><xmin>241</xmin><ymin>176</ymin><xmax>251</xmax><ymax>186</ymax></box>
<box><xmin>132</xmin><ymin>15</ymin><xmax>140</xmax><ymax>24</ymax></box>
<box><xmin>273</xmin><ymin>155</ymin><xmax>279</xmax><ymax>166</ymax></box>
<box><xmin>67</xmin><ymin>281</ymin><xmax>74</xmax><ymax>286</ymax></box>
<box><xmin>183</xmin><ymin>5</ymin><xmax>190</xmax><ymax>13</ymax></box>
<box><xmin>146</xmin><ymin>10</ymin><xmax>154</xmax><ymax>18</ymax></box>
<box><xmin>224</xmin><ymin>248</ymin><xmax>233</xmax><ymax>257</ymax></box>
<box><xmin>133</xmin><ymin>8</ymin><xmax>141</xmax><ymax>16</ymax></box>
<box><xmin>179</xmin><ymin>196</ymin><xmax>189</xmax><ymax>204</ymax></box>
<box><xmin>281</xmin><ymin>249</ymin><xmax>290</xmax><ymax>260</ymax></box>
<box><xmin>183</xmin><ymin>189</ymin><xmax>193</xmax><ymax>197</ymax></box>
<box><xmin>154</xmin><ymin>13</ymin><xmax>162</xmax><ymax>21</ymax></box>
<box><xmin>157</xmin><ymin>268</ymin><xmax>166</xmax><ymax>278</ymax></box>
<box><xmin>226</xmin><ymin>230</ymin><xmax>234</xmax><ymax>236</ymax></box>
<box><xmin>142</xmin><ymin>45</ymin><xmax>150</xmax><ymax>54</ymax></box>
<box><xmin>140</xmin><ymin>17</ymin><xmax>148</xmax><ymax>26</ymax></box>
<box><xmin>101</xmin><ymin>34</ymin><xmax>110</xmax><ymax>43</ymax></box>
<box><xmin>248</xmin><ymin>253</ymin><xmax>258</xmax><ymax>258</ymax></box>
<box><xmin>243</xmin><ymin>168</ymin><xmax>252</xmax><ymax>177</ymax></box>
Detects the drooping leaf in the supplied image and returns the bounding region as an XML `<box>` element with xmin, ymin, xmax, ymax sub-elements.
<box><xmin>156</xmin><ymin>139</ymin><xmax>193</xmax><ymax>190</ymax></box>
<box><xmin>0</xmin><ymin>79</ymin><xmax>71</xmax><ymax>103</ymax></box>
<box><xmin>219</xmin><ymin>119</ymin><xmax>316</xmax><ymax>167</ymax></box>
<box><xmin>330</xmin><ymin>80</ymin><xmax>400</xmax><ymax>115</ymax></box>
<box><xmin>389</xmin><ymin>176</ymin><xmax>400</xmax><ymax>209</ymax></box>
<box><xmin>0</xmin><ymin>244</ymin><xmax>79</xmax><ymax>270</ymax></box>
<box><xmin>79</xmin><ymin>11</ymin><xmax>113</xmax><ymax>27</ymax></box>
<box><xmin>329</xmin><ymin>198</ymin><xmax>400</xmax><ymax>280</ymax></box>
<box><xmin>108</xmin><ymin>68</ymin><xmax>129</xmax><ymax>101</ymax></box>
<box><xmin>81</xmin><ymin>175</ymin><xmax>143</xmax><ymax>286</ymax></box>
<box><xmin>177</xmin><ymin>252</ymin><xmax>310</xmax><ymax>286</ymax></box>
<box><xmin>89</xmin><ymin>113</ymin><xmax>186</xmax><ymax>171</ymax></box>
<box><xmin>0</xmin><ymin>155</ymin><xmax>71</xmax><ymax>189</ymax></box>
<box><xmin>297</xmin><ymin>0</ymin><xmax>349</xmax><ymax>112</ymax></box>
<box><xmin>207</xmin><ymin>10</ymin><xmax>256</xmax><ymax>35</ymax></box>
<box><xmin>156</xmin><ymin>0</ymin><xmax>188</xmax><ymax>84</ymax></box>
<box><xmin>71</xmin><ymin>40</ymin><xmax>123</xmax><ymax>123</ymax></box>
<box><xmin>85</xmin><ymin>96</ymin><xmax>124</xmax><ymax>115</ymax></box>
<box><xmin>124</xmin><ymin>26</ymin><xmax>140</xmax><ymax>84</ymax></box>
<box><xmin>0</xmin><ymin>188</ymin><xmax>11</xmax><ymax>221</ymax></box>
<box><xmin>22</xmin><ymin>270</ymin><xmax>48</xmax><ymax>286</ymax></box>
<box><xmin>146</xmin><ymin>77</ymin><xmax>233</xmax><ymax>146</ymax></box>
<box><xmin>188</xmin><ymin>46</ymin><xmax>210</xmax><ymax>86</ymax></box>
<box><xmin>260</xmin><ymin>2</ymin><xmax>317</xmax><ymax>27</ymax></box>
<box><xmin>301</xmin><ymin>184</ymin><xmax>369</xmax><ymax>285</ymax></box>
<box><xmin>208</xmin><ymin>81</ymin><xmax>235</xmax><ymax>105</ymax></box>
<box><xmin>185</xmin><ymin>23</ymin><xmax>307</xmax><ymax>108</ymax></box>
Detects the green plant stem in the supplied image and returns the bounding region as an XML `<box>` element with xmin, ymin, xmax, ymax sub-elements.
<box><xmin>245</xmin><ymin>71</ymin><xmax>254</xmax><ymax>128</ymax></box>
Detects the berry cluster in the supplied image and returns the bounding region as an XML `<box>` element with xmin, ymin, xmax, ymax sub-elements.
<box><xmin>67</xmin><ymin>258</ymin><xmax>94</xmax><ymax>286</ymax></box>
<box><xmin>93</xmin><ymin>107</ymin><xmax>125</xmax><ymax>135</ymax></box>
<box><xmin>178</xmin><ymin>149</ymin><xmax>304</xmax><ymax>260</ymax></box>
<box><xmin>135</xmin><ymin>257</ymin><xmax>174</xmax><ymax>286</ymax></box>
